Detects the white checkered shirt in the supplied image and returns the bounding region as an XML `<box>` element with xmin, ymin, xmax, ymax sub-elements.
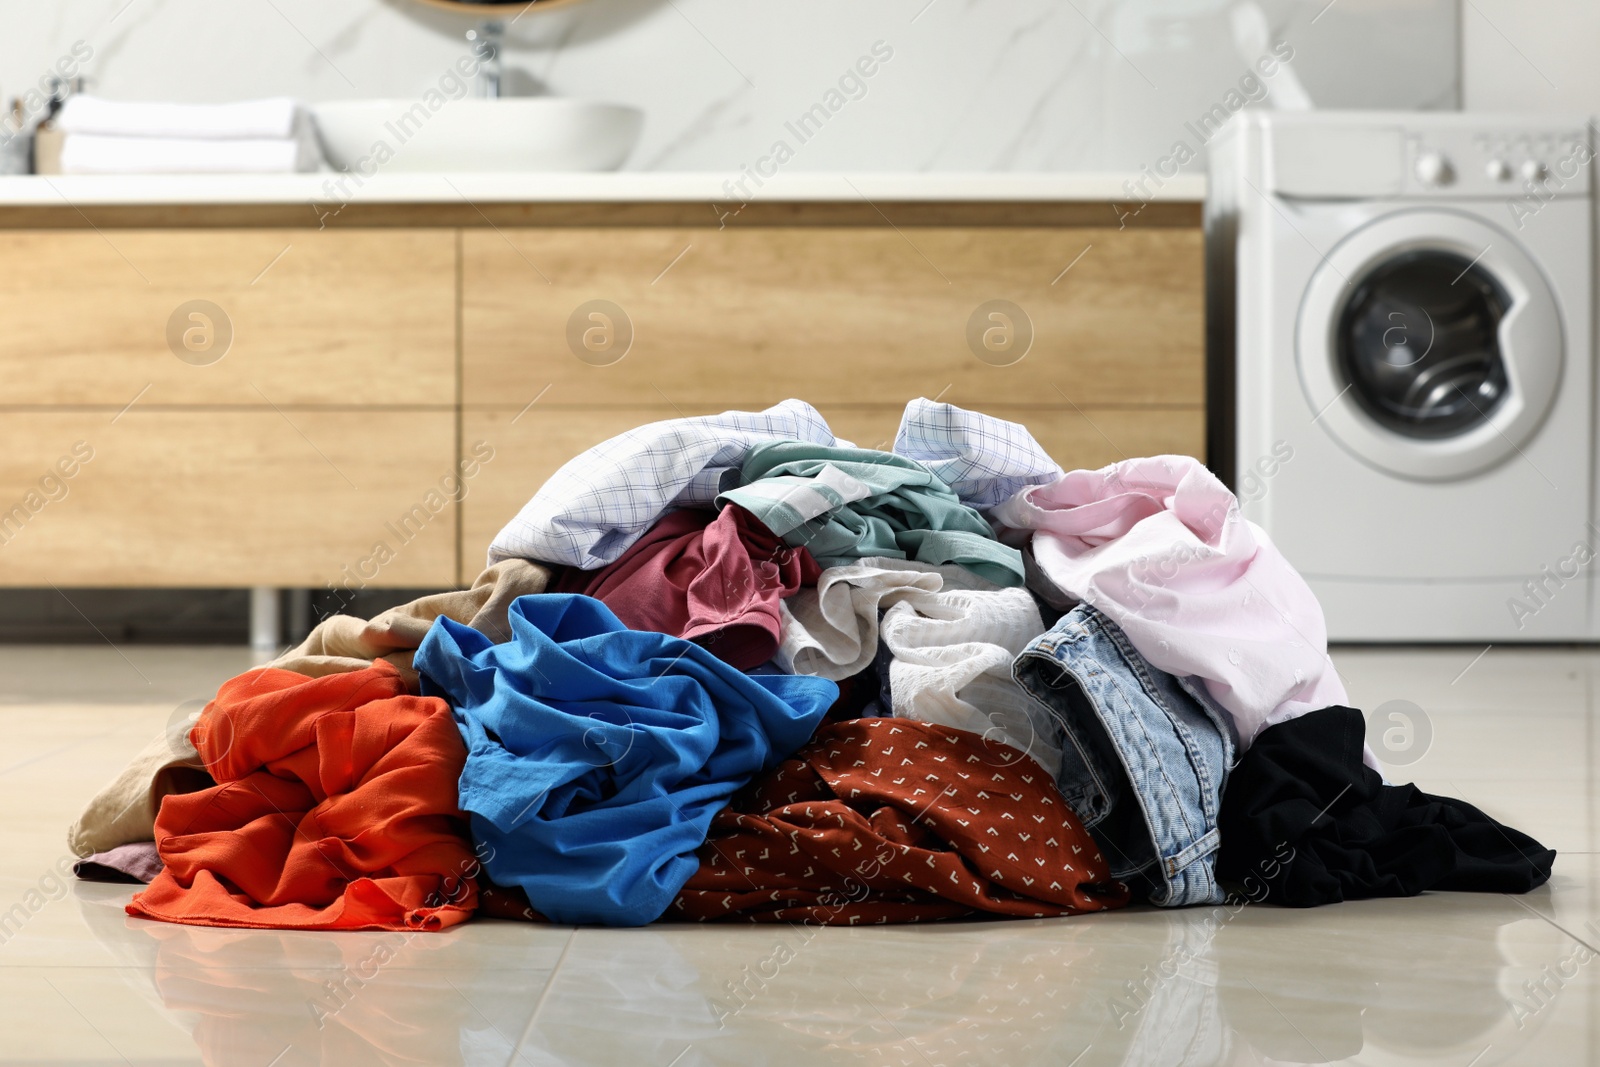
<box><xmin>488</xmin><ymin>400</ymin><xmax>842</xmax><ymax>570</ymax></box>
<box><xmin>892</xmin><ymin>398</ymin><xmax>1063</xmax><ymax>511</ymax></box>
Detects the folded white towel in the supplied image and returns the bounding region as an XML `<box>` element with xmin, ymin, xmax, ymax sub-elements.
<box><xmin>59</xmin><ymin>133</ymin><xmax>320</xmax><ymax>174</ymax></box>
<box><xmin>57</xmin><ymin>96</ymin><xmax>306</xmax><ymax>141</ymax></box>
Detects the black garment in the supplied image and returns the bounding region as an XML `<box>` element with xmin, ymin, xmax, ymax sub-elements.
<box><xmin>1217</xmin><ymin>706</ymin><xmax>1555</xmax><ymax>906</ymax></box>
<box><xmin>820</xmin><ymin>639</ymin><xmax>896</xmax><ymax>722</ymax></box>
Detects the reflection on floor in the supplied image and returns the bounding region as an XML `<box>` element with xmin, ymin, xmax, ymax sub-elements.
<box><xmin>0</xmin><ymin>644</ymin><xmax>1595</xmax><ymax>1065</ymax></box>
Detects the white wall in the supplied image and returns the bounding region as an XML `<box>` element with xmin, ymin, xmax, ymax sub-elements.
<box><xmin>1463</xmin><ymin>0</ymin><xmax>1599</xmax><ymax>115</ymax></box>
<box><xmin>0</xmin><ymin>0</ymin><xmax>1457</xmax><ymax>172</ymax></box>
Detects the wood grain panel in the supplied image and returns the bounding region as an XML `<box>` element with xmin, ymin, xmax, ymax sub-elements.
<box><xmin>462</xmin><ymin>226</ymin><xmax>1202</xmax><ymax>411</ymax></box>
<box><xmin>0</xmin><ymin>409</ymin><xmax>457</xmax><ymax>587</ymax></box>
<box><xmin>0</xmin><ymin>229</ymin><xmax>457</xmax><ymax>407</ymax></box>
<box><xmin>459</xmin><ymin>404</ymin><xmax>1203</xmax><ymax>579</ymax></box>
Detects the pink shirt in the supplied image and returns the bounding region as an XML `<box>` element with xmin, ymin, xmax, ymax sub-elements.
<box><xmin>992</xmin><ymin>455</ymin><xmax>1348</xmax><ymax>751</ymax></box>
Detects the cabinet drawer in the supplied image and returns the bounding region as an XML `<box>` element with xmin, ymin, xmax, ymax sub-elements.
<box><xmin>460</xmin><ymin>404</ymin><xmax>1202</xmax><ymax>574</ymax></box>
<box><xmin>0</xmin><ymin>229</ymin><xmax>456</xmax><ymax>406</ymax></box>
<box><xmin>462</xmin><ymin>226</ymin><xmax>1202</xmax><ymax>411</ymax></box>
<box><xmin>0</xmin><ymin>409</ymin><xmax>457</xmax><ymax>587</ymax></box>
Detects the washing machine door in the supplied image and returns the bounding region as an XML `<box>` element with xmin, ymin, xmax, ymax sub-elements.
<box><xmin>1296</xmin><ymin>209</ymin><xmax>1563</xmax><ymax>481</ymax></box>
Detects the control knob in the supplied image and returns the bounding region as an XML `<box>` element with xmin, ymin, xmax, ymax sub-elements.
<box><xmin>1415</xmin><ymin>152</ymin><xmax>1454</xmax><ymax>187</ymax></box>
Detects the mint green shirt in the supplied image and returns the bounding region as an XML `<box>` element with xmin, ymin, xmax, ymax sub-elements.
<box><xmin>717</xmin><ymin>441</ymin><xmax>1024</xmax><ymax>587</ymax></box>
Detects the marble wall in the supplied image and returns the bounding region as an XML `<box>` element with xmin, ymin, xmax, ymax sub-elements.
<box><xmin>0</xmin><ymin>0</ymin><xmax>1458</xmax><ymax>172</ymax></box>
<box><xmin>1462</xmin><ymin>0</ymin><xmax>1599</xmax><ymax>114</ymax></box>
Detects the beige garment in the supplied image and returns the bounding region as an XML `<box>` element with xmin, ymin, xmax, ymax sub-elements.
<box><xmin>67</xmin><ymin>725</ymin><xmax>211</xmax><ymax>857</ymax></box>
<box><xmin>66</xmin><ymin>559</ymin><xmax>552</xmax><ymax>856</ymax></box>
<box><xmin>265</xmin><ymin>558</ymin><xmax>551</xmax><ymax>686</ymax></box>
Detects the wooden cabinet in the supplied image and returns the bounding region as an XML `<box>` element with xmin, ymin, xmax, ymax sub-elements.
<box><xmin>0</xmin><ymin>229</ymin><xmax>458</xmax><ymax>588</ymax></box>
<box><xmin>0</xmin><ymin>230</ymin><xmax>456</xmax><ymax>406</ymax></box>
<box><xmin>0</xmin><ymin>410</ymin><xmax>457</xmax><ymax>587</ymax></box>
<box><xmin>0</xmin><ymin>202</ymin><xmax>1202</xmax><ymax>588</ymax></box>
<box><xmin>462</xmin><ymin>225</ymin><xmax>1202</xmax><ymax>409</ymax></box>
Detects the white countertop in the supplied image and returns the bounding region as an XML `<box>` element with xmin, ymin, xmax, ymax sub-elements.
<box><xmin>0</xmin><ymin>171</ymin><xmax>1206</xmax><ymax>206</ymax></box>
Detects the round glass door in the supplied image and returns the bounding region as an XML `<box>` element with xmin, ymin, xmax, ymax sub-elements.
<box><xmin>1336</xmin><ymin>250</ymin><xmax>1511</xmax><ymax>439</ymax></box>
<box><xmin>1296</xmin><ymin>209</ymin><xmax>1563</xmax><ymax>481</ymax></box>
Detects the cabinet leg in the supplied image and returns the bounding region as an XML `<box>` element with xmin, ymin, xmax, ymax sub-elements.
<box><xmin>286</xmin><ymin>588</ymin><xmax>312</xmax><ymax>644</ymax></box>
<box><xmin>250</xmin><ymin>586</ymin><xmax>280</xmax><ymax>662</ymax></box>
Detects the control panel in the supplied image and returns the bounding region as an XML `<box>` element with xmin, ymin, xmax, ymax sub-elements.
<box><xmin>1404</xmin><ymin>126</ymin><xmax>1591</xmax><ymax>197</ymax></box>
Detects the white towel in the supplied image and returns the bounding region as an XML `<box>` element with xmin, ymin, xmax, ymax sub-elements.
<box><xmin>57</xmin><ymin>95</ymin><xmax>306</xmax><ymax>140</ymax></box>
<box><xmin>59</xmin><ymin>133</ymin><xmax>320</xmax><ymax>174</ymax></box>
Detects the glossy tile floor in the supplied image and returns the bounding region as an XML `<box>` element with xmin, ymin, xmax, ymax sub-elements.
<box><xmin>1</xmin><ymin>644</ymin><xmax>1596</xmax><ymax>1066</ymax></box>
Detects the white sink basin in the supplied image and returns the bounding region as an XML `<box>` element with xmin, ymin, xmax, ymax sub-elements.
<box><xmin>312</xmin><ymin>98</ymin><xmax>642</xmax><ymax>173</ymax></box>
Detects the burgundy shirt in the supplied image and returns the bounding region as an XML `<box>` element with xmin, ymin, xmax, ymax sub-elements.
<box><xmin>552</xmin><ymin>506</ymin><xmax>820</xmax><ymax>670</ymax></box>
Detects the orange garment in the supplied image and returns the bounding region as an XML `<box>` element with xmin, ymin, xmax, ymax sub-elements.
<box><xmin>128</xmin><ymin>661</ymin><xmax>479</xmax><ymax>931</ymax></box>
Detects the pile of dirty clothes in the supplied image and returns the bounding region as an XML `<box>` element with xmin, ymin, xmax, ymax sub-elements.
<box><xmin>68</xmin><ymin>399</ymin><xmax>1556</xmax><ymax>931</ymax></box>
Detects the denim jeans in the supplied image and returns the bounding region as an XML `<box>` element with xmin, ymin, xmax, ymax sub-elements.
<box><xmin>1013</xmin><ymin>604</ymin><xmax>1235</xmax><ymax>907</ymax></box>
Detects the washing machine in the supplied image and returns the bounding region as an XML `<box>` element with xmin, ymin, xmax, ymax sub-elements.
<box><xmin>1207</xmin><ymin>111</ymin><xmax>1595</xmax><ymax>641</ymax></box>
